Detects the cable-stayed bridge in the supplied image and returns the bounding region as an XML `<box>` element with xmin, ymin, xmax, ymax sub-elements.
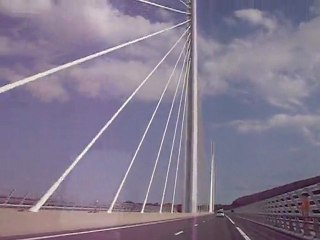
<box><xmin>0</xmin><ymin>0</ymin><xmax>319</xmax><ymax>240</ymax></box>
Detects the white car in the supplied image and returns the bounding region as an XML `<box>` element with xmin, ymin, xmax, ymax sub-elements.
<box><xmin>216</xmin><ymin>209</ymin><xmax>225</xmax><ymax>217</ymax></box>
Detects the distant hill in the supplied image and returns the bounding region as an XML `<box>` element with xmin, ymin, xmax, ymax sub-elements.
<box><xmin>229</xmin><ymin>175</ymin><xmax>320</xmax><ymax>209</ymax></box>
<box><xmin>214</xmin><ymin>204</ymin><xmax>230</xmax><ymax>210</ymax></box>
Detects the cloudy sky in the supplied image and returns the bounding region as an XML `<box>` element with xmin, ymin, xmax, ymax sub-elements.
<box><xmin>0</xmin><ymin>0</ymin><xmax>320</xmax><ymax>206</ymax></box>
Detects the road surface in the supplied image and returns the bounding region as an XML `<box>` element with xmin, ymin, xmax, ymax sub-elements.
<box><xmin>229</xmin><ymin>214</ymin><xmax>302</xmax><ymax>240</ymax></box>
<box><xmin>2</xmin><ymin>214</ymin><xmax>300</xmax><ymax>240</ymax></box>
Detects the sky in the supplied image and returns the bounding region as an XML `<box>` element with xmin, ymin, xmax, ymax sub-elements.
<box><xmin>0</xmin><ymin>0</ymin><xmax>320</xmax><ymax>206</ymax></box>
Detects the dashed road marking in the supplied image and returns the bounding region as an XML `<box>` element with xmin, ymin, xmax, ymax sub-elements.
<box><xmin>226</xmin><ymin>215</ymin><xmax>251</xmax><ymax>240</ymax></box>
<box><xmin>17</xmin><ymin>217</ymin><xmax>191</xmax><ymax>240</ymax></box>
<box><xmin>236</xmin><ymin>227</ymin><xmax>251</xmax><ymax>240</ymax></box>
<box><xmin>226</xmin><ymin>215</ymin><xmax>235</xmax><ymax>225</ymax></box>
<box><xmin>174</xmin><ymin>230</ymin><xmax>184</xmax><ymax>236</ymax></box>
<box><xmin>194</xmin><ymin>224</ymin><xmax>198</xmax><ymax>227</ymax></box>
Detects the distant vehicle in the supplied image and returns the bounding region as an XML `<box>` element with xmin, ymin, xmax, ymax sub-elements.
<box><xmin>216</xmin><ymin>209</ymin><xmax>225</xmax><ymax>217</ymax></box>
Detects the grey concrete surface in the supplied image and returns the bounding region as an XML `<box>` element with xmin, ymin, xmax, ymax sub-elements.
<box><xmin>3</xmin><ymin>214</ymin><xmax>244</xmax><ymax>240</ymax></box>
<box><xmin>0</xmin><ymin>208</ymin><xmax>207</xmax><ymax>237</ymax></box>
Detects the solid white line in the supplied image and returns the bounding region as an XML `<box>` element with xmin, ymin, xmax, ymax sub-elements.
<box><xmin>159</xmin><ymin>39</ymin><xmax>190</xmax><ymax>213</ymax></box>
<box><xmin>174</xmin><ymin>230</ymin><xmax>184</xmax><ymax>236</ymax></box>
<box><xmin>29</xmin><ymin>26</ymin><xmax>189</xmax><ymax>213</ymax></box>
<box><xmin>136</xmin><ymin>0</ymin><xmax>190</xmax><ymax>14</ymax></box>
<box><xmin>179</xmin><ymin>0</ymin><xmax>190</xmax><ymax>9</ymax></box>
<box><xmin>236</xmin><ymin>227</ymin><xmax>252</xmax><ymax>240</ymax></box>
<box><xmin>142</xmin><ymin>37</ymin><xmax>189</xmax><ymax>213</ymax></box>
<box><xmin>226</xmin><ymin>215</ymin><xmax>235</xmax><ymax>225</ymax></box>
<box><xmin>226</xmin><ymin>215</ymin><xmax>251</xmax><ymax>240</ymax></box>
<box><xmin>17</xmin><ymin>217</ymin><xmax>190</xmax><ymax>240</ymax></box>
<box><xmin>109</xmin><ymin>28</ymin><xmax>189</xmax><ymax>214</ymax></box>
<box><xmin>170</xmin><ymin>54</ymin><xmax>190</xmax><ymax>212</ymax></box>
<box><xmin>0</xmin><ymin>20</ymin><xmax>189</xmax><ymax>95</ymax></box>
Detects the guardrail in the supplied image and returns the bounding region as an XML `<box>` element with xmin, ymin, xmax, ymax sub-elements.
<box><xmin>233</xmin><ymin>182</ymin><xmax>320</xmax><ymax>239</ymax></box>
<box><xmin>1</xmin><ymin>196</ymin><xmax>209</xmax><ymax>213</ymax></box>
<box><xmin>0</xmin><ymin>195</ymin><xmax>182</xmax><ymax>213</ymax></box>
<box><xmin>0</xmin><ymin>202</ymin><xmax>167</xmax><ymax>213</ymax></box>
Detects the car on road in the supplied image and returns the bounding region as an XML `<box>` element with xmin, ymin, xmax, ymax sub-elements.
<box><xmin>216</xmin><ymin>209</ymin><xmax>225</xmax><ymax>217</ymax></box>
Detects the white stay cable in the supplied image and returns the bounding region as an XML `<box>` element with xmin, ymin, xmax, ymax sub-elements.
<box><xmin>140</xmin><ymin>38</ymin><xmax>190</xmax><ymax>213</ymax></box>
<box><xmin>0</xmin><ymin>20</ymin><xmax>189</xmax><ymax>95</ymax></box>
<box><xmin>179</xmin><ymin>0</ymin><xmax>190</xmax><ymax>9</ymax></box>
<box><xmin>159</xmin><ymin>46</ymin><xmax>190</xmax><ymax>213</ymax></box>
<box><xmin>29</xmin><ymin>27</ymin><xmax>189</xmax><ymax>213</ymax></box>
<box><xmin>171</xmin><ymin>58</ymin><xmax>190</xmax><ymax>213</ymax></box>
<box><xmin>135</xmin><ymin>0</ymin><xmax>190</xmax><ymax>15</ymax></box>
<box><xmin>107</xmin><ymin>28</ymin><xmax>189</xmax><ymax>213</ymax></box>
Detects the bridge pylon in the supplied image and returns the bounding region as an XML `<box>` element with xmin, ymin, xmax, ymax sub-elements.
<box><xmin>184</xmin><ymin>0</ymin><xmax>198</xmax><ymax>213</ymax></box>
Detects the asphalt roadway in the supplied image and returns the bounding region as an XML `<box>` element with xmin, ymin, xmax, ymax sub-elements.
<box><xmin>3</xmin><ymin>214</ymin><xmax>301</xmax><ymax>240</ymax></box>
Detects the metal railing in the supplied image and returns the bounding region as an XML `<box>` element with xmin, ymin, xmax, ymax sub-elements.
<box><xmin>233</xmin><ymin>182</ymin><xmax>320</xmax><ymax>239</ymax></box>
<box><xmin>0</xmin><ymin>193</ymin><xmax>191</xmax><ymax>213</ymax></box>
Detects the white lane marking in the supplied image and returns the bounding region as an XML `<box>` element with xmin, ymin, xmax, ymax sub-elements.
<box><xmin>236</xmin><ymin>227</ymin><xmax>251</xmax><ymax>240</ymax></box>
<box><xmin>226</xmin><ymin>215</ymin><xmax>251</xmax><ymax>240</ymax></box>
<box><xmin>174</xmin><ymin>230</ymin><xmax>184</xmax><ymax>236</ymax></box>
<box><xmin>194</xmin><ymin>224</ymin><xmax>198</xmax><ymax>227</ymax></box>
<box><xmin>226</xmin><ymin>215</ymin><xmax>235</xmax><ymax>225</ymax></box>
<box><xmin>202</xmin><ymin>220</ymin><xmax>206</xmax><ymax>223</ymax></box>
<box><xmin>17</xmin><ymin>217</ymin><xmax>191</xmax><ymax>240</ymax></box>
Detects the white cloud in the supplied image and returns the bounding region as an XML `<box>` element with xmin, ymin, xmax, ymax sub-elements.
<box><xmin>66</xmin><ymin>58</ymin><xmax>181</xmax><ymax>101</ymax></box>
<box><xmin>0</xmin><ymin>67</ymin><xmax>69</xmax><ymax>102</ymax></box>
<box><xmin>0</xmin><ymin>36</ymin><xmax>47</xmax><ymax>58</ymax></box>
<box><xmin>0</xmin><ymin>0</ymin><xmax>52</xmax><ymax>15</ymax></box>
<box><xmin>310</xmin><ymin>0</ymin><xmax>320</xmax><ymax>16</ymax></box>
<box><xmin>234</xmin><ymin>9</ymin><xmax>277</xmax><ymax>31</ymax></box>
<box><xmin>200</xmin><ymin>10</ymin><xmax>320</xmax><ymax>109</ymax></box>
<box><xmin>3</xmin><ymin>0</ymin><xmax>171</xmax><ymax>50</ymax></box>
<box><xmin>1</xmin><ymin>3</ymin><xmax>320</xmax><ymax>110</ymax></box>
<box><xmin>0</xmin><ymin>0</ymin><xmax>185</xmax><ymax>102</ymax></box>
<box><xmin>232</xmin><ymin>114</ymin><xmax>320</xmax><ymax>132</ymax></box>
<box><xmin>230</xmin><ymin>114</ymin><xmax>320</xmax><ymax>145</ymax></box>
<box><xmin>42</xmin><ymin>1</ymin><xmax>170</xmax><ymax>45</ymax></box>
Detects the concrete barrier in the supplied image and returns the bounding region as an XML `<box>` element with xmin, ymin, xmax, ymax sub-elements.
<box><xmin>0</xmin><ymin>208</ymin><xmax>207</xmax><ymax>237</ymax></box>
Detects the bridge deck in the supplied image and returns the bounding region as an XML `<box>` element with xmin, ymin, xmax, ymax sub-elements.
<box><xmin>0</xmin><ymin>208</ymin><xmax>206</xmax><ymax>237</ymax></box>
<box><xmin>1</xmin><ymin>211</ymin><xmax>302</xmax><ymax>240</ymax></box>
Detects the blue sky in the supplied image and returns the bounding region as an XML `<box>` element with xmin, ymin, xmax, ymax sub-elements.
<box><xmin>0</xmin><ymin>0</ymin><xmax>320</xmax><ymax>206</ymax></box>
